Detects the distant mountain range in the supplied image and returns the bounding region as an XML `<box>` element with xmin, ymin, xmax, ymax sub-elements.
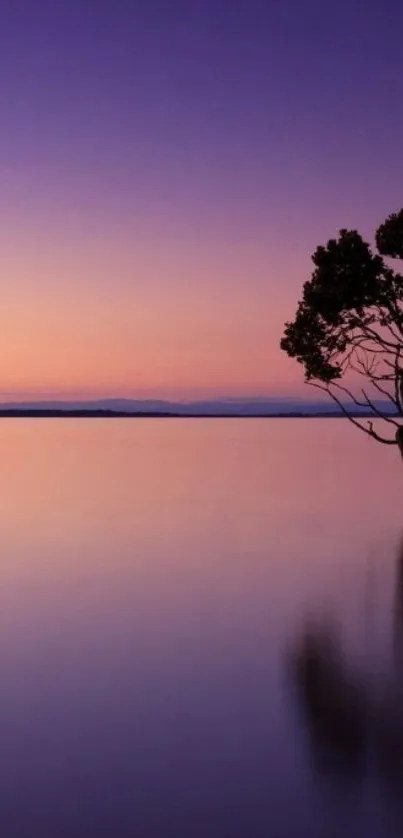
<box><xmin>0</xmin><ymin>397</ymin><xmax>395</xmax><ymax>417</ymax></box>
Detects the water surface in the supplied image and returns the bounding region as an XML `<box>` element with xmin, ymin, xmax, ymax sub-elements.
<box><xmin>0</xmin><ymin>418</ymin><xmax>402</xmax><ymax>837</ymax></box>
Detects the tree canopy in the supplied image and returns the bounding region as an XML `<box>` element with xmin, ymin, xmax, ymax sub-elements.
<box><xmin>280</xmin><ymin>210</ymin><xmax>403</xmax><ymax>448</ymax></box>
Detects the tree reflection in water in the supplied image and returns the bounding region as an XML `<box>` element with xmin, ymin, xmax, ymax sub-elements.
<box><xmin>288</xmin><ymin>534</ymin><xmax>403</xmax><ymax>798</ymax></box>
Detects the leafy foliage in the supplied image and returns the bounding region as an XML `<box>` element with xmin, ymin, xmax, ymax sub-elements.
<box><xmin>376</xmin><ymin>210</ymin><xmax>403</xmax><ymax>259</ymax></box>
<box><xmin>281</xmin><ymin>212</ymin><xmax>403</xmax><ymax>445</ymax></box>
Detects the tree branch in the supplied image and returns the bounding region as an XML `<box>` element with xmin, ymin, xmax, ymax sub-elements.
<box><xmin>308</xmin><ymin>382</ymin><xmax>397</xmax><ymax>445</ymax></box>
<box><xmin>360</xmin><ymin>389</ymin><xmax>400</xmax><ymax>426</ymax></box>
<box><xmin>370</xmin><ymin>377</ymin><xmax>400</xmax><ymax>412</ymax></box>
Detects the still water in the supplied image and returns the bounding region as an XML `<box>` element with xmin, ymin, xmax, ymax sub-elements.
<box><xmin>0</xmin><ymin>418</ymin><xmax>402</xmax><ymax>837</ymax></box>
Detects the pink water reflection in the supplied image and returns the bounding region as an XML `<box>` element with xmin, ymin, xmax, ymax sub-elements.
<box><xmin>0</xmin><ymin>419</ymin><xmax>400</xmax><ymax>836</ymax></box>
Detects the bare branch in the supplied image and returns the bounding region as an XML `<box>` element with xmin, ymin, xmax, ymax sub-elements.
<box><xmin>331</xmin><ymin>381</ymin><xmax>368</xmax><ymax>409</ymax></box>
<box><xmin>360</xmin><ymin>323</ymin><xmax>399</xmax><ymax>351</ymax></box>
<box><xmin>370</xmin><ymin>377</ymin><xmax>400</xmax><ymax>411</ymax></box>
<box><xmin>360</xmin><ymin>389</ymin><xmax>400</xmax><ymax>427</ymax></box>
<box><xmin>367</xmin><ymin>420</ymin><xmax>400</xmax><ymax>445</ymax></box>
<box><xmin>365</xmin><ymin>421</ymin><xmax>398</xmax><ymax>445</ymax></box>
<box><xmin>308</xmin><ymin>382</ymin><xmax>397</xmax><ymax>444</ymax></box>
<box><xmin>382</xmin><ymin>352</ymin><xmax>403</xmax><ymax>414</ymax></box>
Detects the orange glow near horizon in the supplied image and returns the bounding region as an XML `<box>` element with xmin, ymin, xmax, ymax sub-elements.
<box><xmin>2</xmin><ymin>0</ymin><xmax>403</xmax><ymax>404</ymax></box>
<box><xmin>0</xmin><ymin>219</ymin><xmax>305</xmax><ymax>401</ymax></box>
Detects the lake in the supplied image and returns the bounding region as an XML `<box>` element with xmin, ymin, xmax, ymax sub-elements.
<box><xmin>0</xmin><ymin>418</ymin><xmax>402</xmax><ymax>837</ymax></box>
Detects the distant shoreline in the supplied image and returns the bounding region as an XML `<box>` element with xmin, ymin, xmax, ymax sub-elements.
<box><xmin>0</xmin><ymin>410</ymin><xmax>393</xmax><ymax>419</ymax></box>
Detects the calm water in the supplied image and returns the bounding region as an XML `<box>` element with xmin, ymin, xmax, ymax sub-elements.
<box><xmin>1</xmin><ymin>418</ymin><xmax>403</xmax><ymax>837</ymax></box>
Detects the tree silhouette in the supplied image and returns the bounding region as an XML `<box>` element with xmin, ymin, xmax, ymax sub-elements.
<box><xmin>281</xmin><ymin>210</ymin><xmax>403</xmax><ymax>449</ymax></box>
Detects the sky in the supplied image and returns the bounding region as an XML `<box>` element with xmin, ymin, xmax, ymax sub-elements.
<box><xmin>1</xmin><ymin>0</ymin><xmax>403</xmax><ymax>400</ymax></box>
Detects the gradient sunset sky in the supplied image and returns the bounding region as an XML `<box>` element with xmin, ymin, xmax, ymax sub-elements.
<box><xmin>1</xmin><ymin>0</ymin><xmax>403</xmax><ymax>400</ymax></box>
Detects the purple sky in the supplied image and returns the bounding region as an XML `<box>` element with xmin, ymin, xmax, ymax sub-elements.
<box><xmin>1</xmin><ymin>0</ymin><xmax>402</xmax><ymax>399</ymax></box>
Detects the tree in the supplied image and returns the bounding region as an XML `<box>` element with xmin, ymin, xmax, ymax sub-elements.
<box><xmin>280</xmin><ymin>209</ymin><xmax>403</xmax><ymax>454</ymax></box>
